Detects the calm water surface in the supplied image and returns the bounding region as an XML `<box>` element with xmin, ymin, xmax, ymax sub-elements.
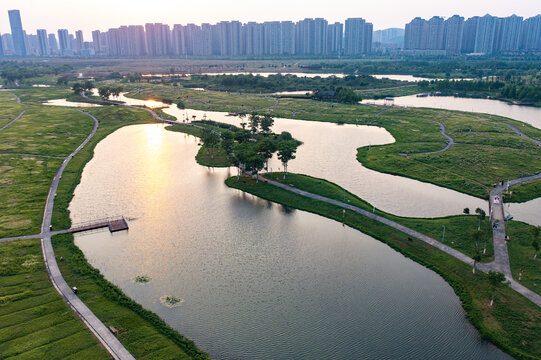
<box><xmin>70</xmin><ymin>125</ymin><xmax>511</xmax><ymax>359</ymax></box>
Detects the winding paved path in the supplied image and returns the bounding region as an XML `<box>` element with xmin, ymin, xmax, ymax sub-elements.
<box><xmin>400</xmin><ymin>121</ymin><xmax>455</xmax><ymax>156</ymax></box>
<box><xmin>0</xmin><ymin>109</ymin><xmax>26</xmax><ymax>131</ymax></box>
<box><xmin>37</xmin><ymin>110</ymin><xmax>135</xmax><ymax>360</ymax></box>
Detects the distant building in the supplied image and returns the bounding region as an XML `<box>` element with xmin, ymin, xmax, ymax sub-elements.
<box><xmin>48</xmin><ymin>33</ymin><xmax>58</xmax><ymax>54</ymax></box>
<box><xmin>344</xmin><ymin>18</ymin><xmax>372</xmax><ymax>55</ymax></box>
<box><xmin>521</xmin><ymin>15</ymin><xmax>541</xmax><ymax>50</ymax></box>
<box><xmin>8</xmin><ymin>9</ymin><xmax>26</xmax><ymax>56</ymax></box>
<box><xmin>497</xmin><ymin>15</ymin><xmax>523</xmax><ymax>52</ymax></box>
<box><xmin>462</xmin><ymin>16</ymin><xmax>479</xmax><ymax>53</ymax></box>
<box><xmin>75</xmin><ymin>30</ymin><xmax>84</xmax><ymax>52</ymax></box>
<box><xmin>474</xmin><ymin>14</ymin><xmax>498</xmax><ymax>54</ymax></box>
<box><xmin>37</xmin><ymin>29</ymin><xmax>49</xmax><ymax>56</ymax></box>
<box><xmin>327</xmin><ymin>22</ymin><xmax>343</xmax><ymax>55</ymax></box>
<box><xmin>444</xmin><ymin>15</ymin><xmax>464</xmax><ymax>54</ymax></box>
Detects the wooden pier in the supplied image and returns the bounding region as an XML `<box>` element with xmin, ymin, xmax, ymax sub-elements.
<box><xmin>68</xmin><ymin>216</ymin><xmax>129</xmax><ymax>234</ymax></box>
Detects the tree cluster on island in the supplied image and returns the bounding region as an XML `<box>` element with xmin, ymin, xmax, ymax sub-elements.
<box><xmin>198</xmin><ymin>114</ymin><xmax>301</xmax><ymax>180</ymax></box>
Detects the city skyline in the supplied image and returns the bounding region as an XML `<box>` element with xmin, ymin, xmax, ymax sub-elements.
<box><xmin>0</xmin><ymin>0</ymin><xmax>539</xmax><ymax>37</ymax></box>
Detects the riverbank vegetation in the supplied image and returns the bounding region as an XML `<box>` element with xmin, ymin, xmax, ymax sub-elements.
<box><xmin>226</xmin><ymin>174</ymin><xmax>541</xmax><ymax>360</ymax></box>
<box><xmin>0</xmin><ymin>239</ymin><xmax>109</xmax><ymax>359</ymax></box>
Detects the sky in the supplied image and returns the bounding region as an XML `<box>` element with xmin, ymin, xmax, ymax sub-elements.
<box><xmin>0</xmin><ymin>0</ymin><xmax>539</xmax><ymax>38</ymax></box>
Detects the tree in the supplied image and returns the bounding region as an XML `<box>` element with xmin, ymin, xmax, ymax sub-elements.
<box><xmin>463</xmin><ymin>208</ymin><xmax>470</xmax><ymax>214</ymax></box>
<box><xmin>256</xmin><ymin>137</ymin><xmax>277</xmax><ymax>172</ymax></box>
<box><xmin>471</xmin><ymin>230</ymin><xmax>483</xmax><ymax>262</ymax></box>
<box><xmin>530</xmin><ymin>226</ymin><xmax>540</xmax><ymax>259</ymax></box>
<box><xmin>238</xmin><ymin>113</ymin><xmax>247</xmax><ymax>131</ymax></box>
<box><xmin>277</xmin><ymin>140</ymin><xmax>298</xmax><ymax>179</ymax></box>
<box><xmin>260</xmin><ymin>115</ymin><xmax>274</xmax><ymax>135</ymax></box>
<box><xmin>177</xmin><ymin>100</ymin><xmax>185</xmax><ymax>109</ymax></box>
<box><xmin>221</xmin><ymin>131</ymin><xmax>234</xmax><ymax>154</ymax></box>
<box><xmin>71</xmin><ymin>82</ymin><xmax>84</xmax><ymax>95</ymax></box>
<box><xmin>200</xmin><ymin>130</ymin><xmax>220</xmax><ymax>159</ymax></box>
<box><xmin>98</xmin><ymin>86</ymin><xmax>112</xmax><ymax>99</ymax></box>
<box><xmin>249</xmin><ymin>113</ymin><xmax>260</xmax><ymax>135</ymax></box>
<box><xmin>487</xmin><ymin>271</ymin><xmax>506</xmax><ymax>306</ymax></box>
<box><xmin>83</xmin><ymin>80</ymin><xmax>94</xmax><ymax>93</ymax></box>
<box><xmin>475</xmin><ymin>207</ymin><xmax>486</xmax><ymax>230</ymax></box>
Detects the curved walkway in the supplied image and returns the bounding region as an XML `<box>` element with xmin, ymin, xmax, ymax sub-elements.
<box><xmin>259</xmin><ymin>174</ymin><xmax>541</xmax><ymax>307</ymax></box>
<box><xmin>399</xmin><ymin>121</ymin><xmax>455</xmax><ymax>156</ymax></box>
<box><xmin>39</xmin><ymin>110</ymin><xmax>135</xmax><ymax>360</ymax></box>
<box><xmin>486</xmin><ymin>173</ymin><xmax>541</xmax><ymax>306</ymax></box>
<box><xmin>498</xmin><ymin>121</ymin><xmax>541</xmax><ymax>147</ymax></box>
<box><xmin>0</xmin><ymin>109</ymin><xmax>26</xmax><ymax>131</ymax></box>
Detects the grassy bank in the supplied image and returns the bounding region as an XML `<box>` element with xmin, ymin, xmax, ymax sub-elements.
<box><xmin>225</xmin><ymin>174</ymin><xmax>541</xmax><ymax>360</ymax></box>
<box><xmin>504</xmin><ymin>180</ymin><xmax>541</xmax><ymax>204</ymax></box>
<box><xmin>166</xmin><ymin>123</ymin><xmax>232</xmax><ymax>167</ymax></box>
<box><xmin>0</xmin><ymin>239</ymin><xmax>110</xmax><ymax>359</ymax></box>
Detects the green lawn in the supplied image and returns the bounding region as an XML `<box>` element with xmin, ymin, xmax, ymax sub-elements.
<box><xmin>504</xmin><ymin>180</ymin><xmax>541</xmax><ymax>203</ymax></box>
<box><xmin>12</xmin><ymin>88</ymin><xmax>72</xmax><ymax>103</ymax></box>
<box><xmin>0</xmin><ymin>106</ymin><xmax>94</xmax><ymax>157</ymax></box>
<box><xmin>166</xmin><ymin>123</ymin><xmax>232</xmax><ymax>167</ymax></box>
<box><xmin>506</xmin><ymin>221</ymin><xmax>541</xmax><ymax>295</ymax></box>
<box><xmin>0</xmin><ymin>239</ymin><xmax>110</xmax><ymax>359</ymax></box>
<box><xmin>0</xmin><ymin>155</ymin><xmax>62</xmax><ymax>238</ymax></box>
<box><xmin>0</xmin><ymin>92</ymin><xmax>26</xmax><ymax>126</ymax></box>
<box><xmin>226</xmin><ymin>175</ymin><xmax>541</xmax><ymax>360</ymax></box>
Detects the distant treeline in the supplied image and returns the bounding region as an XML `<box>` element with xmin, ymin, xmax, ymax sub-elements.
<box><xmin>181</xmin><ymin>74</ymin><xmax>399</xmax><ymax>93</ymax></box>
<box><xmin>0</xmin><ymin>61</ymin><xmax>72</xmax><ymax>84</ymax></box>
<box><xmin>419</xmin><ymin>79</ymin><xmax>541</xmax><ymax>104</ymax></box>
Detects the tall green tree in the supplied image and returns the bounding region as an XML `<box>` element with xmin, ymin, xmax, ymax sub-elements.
<box><xmin>277</xmin><ymin>140</ymin><xmax>298</xmax><ymax>179</ymax></box>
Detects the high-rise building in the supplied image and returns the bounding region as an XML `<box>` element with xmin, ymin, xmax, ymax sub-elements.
<box><xmin>8</xmin><ymin>10</ymin><xmax>26</xmax><ymax>56</ymax></box>
<box><xmin>474</xmin><ymin>14</ymin><xmax>498</xmax><ymax>54</ymax></box>
<box><xmin>404</xmin><ymin>17</ymin><xmax>425</xmax><ymax>49</ymax></box>
<box><xmin>327</xmin><ymin>22</ymin><xmax>343</xmax><ymax>55</ymax></box>
<box><xmin>263</xmin><ymin>21</ymin><xmax>281</xmax><ymax>55</ymax></box>
<box><xmin>462</xmin><ymin>16</ymin><xmax>479</xmax><ymax>53</ymax></box>
<box><xmin>92</xmin><ymin>30</ymin><xmax>102</xmax><ymax>54</ymax></box>
<box><xmin>0</xmin><ymin>34</ymin><xmax>4</xmax><ymax>57</ymax></box>
<box><xmin>521</xmin><ymin>15</ymin><xmax>541</xmax><ymax>50</ymax></box>
<box><xmin>36</xmin><ymin>29</ymin><xmax>49</xmax><ymax>56</ymax></box>
<box><xmin>2</xmin><ymin>34</ymin><xmax>14</xmax><ymax>55</ymax></box>
<box><xmin>295</xmin><ymin>18</ymin><xmax>314</xmax><ymax>55</ymax></box>
<box><xmin>75</xmin><ymin>30</ymin><xmax>84</xmax><ymax>52</ymax></box>
<box><xmin>497</xmin><ymin>15</ymin><xmax>523</xmax><ymax>52</ymax></box>
<box><xmin>344</xmin><ymin>18</ymin><xmax>372</xmax><ymax>55</ymax></box>
<box><xmin>280</xmin><ymin>21</ymin><xmax>295</xmax><ymax>55</ymax></box>
<box><xmin>443</xmin><ymin>15</ymin><xmax>464</xmax><ymax>54</ymax></box>
<box><xmin>424</xmin><ymin>16</ymin><xmax>445</xmax><ymax>50</ymax></box>
<box><xmin>145</xmin><ymin>23</ymin><xmax>171</xmax><ymax>56</ymax></box>
<box><xmin>57</xmin><ymin>29</ymin><xmax>71</xmax><ymax>55</ymax></box>
<box><xmin>48</xmin><ymin>33</ymin><xmax>58</xmax><ymax>54</ymax></box>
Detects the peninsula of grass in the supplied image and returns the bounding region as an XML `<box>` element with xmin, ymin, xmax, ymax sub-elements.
<box><xmin>504</xmin><ymin>179</ymin><xmax>541</xmax><ymax>203</ymax></box>
<box><xmin>226</xmin><ymin>173</ymin><xmax>541</xmax><ymax>360</ymax></box>
<box><xmin>166</xmin><ymin>123</ymin><xmax>233</xmax><ymax>167</ymax></box>
<box><xmin>0</xmin><ymin>239</ymin><xmax>110</xmax><ymax>359</ymax></box>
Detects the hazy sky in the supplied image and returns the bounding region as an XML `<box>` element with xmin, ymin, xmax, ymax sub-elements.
<box><xmin>0</xmin><ymin>0</ymin><xmax>539</xmax><ymax>37</ymax></box>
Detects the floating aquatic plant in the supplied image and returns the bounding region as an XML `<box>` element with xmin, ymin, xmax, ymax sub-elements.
<box><xmin>134</xmin><ymin>275</ymin><xmax>151</xmax><ymax>284</ymax></box>
<box><xmin>160</xmin><ymin>295</ymin><xmax>183</xmax><ymax>308</ymax></box>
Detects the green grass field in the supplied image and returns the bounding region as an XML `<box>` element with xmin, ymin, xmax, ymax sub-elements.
<box><xmin>0</xmin><ymin>239</ymin><xmax>110</xmax><ymax>359</ymax></box>
<box><xmin>226</xmin><ymin>174</ymin><xmax>541</xmax><ymax>360</ymax></box>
